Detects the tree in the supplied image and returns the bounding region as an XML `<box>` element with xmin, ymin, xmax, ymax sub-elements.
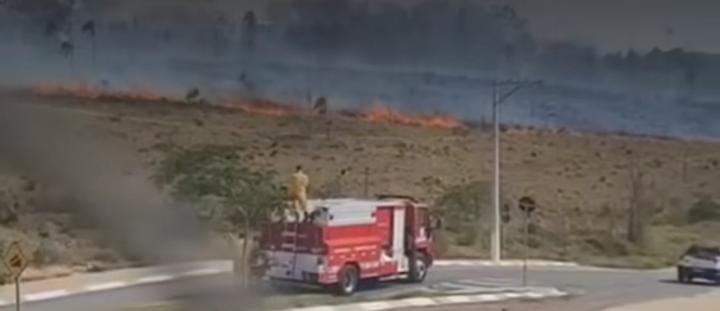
<box><xmin>156</xmin><ymin>145</ymin><xmax>284</xmax><ymax>285</ymax></box>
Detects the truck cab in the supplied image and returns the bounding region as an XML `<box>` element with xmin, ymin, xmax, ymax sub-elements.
<box><xmin>257</xmin><ymin>197</ymin><xmax>435</xmax><ymax>295</ymax></box>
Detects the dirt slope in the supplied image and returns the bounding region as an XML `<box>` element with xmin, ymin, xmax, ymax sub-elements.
<box><xmin>2</xmin><ymin>92</ymin><xmax>720</xmax><ymax>274</ymax></box>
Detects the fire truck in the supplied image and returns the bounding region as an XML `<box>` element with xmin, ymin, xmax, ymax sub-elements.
<box><xmin>257</xmin><ymin>196</ymin><xmax>437</xmax><ymax>295</ymax></box>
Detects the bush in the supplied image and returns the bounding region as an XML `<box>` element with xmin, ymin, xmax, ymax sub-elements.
<box><xmin>435</xmin><ymin>181</ymin><xmax>491</xmax><ymax>247</ymax></box>
<box><xmin>686</xmin><ymin>198</ymin><xmax>720</xmax><ymax>224</ymax></box>
<box><xmin>455</xmin><ymin>226</ymin><xmax>480</xmax><ymax>246</ymax></box>
<box><xmin>32</xmin><ymin>240</ymin><xmax>63</xmax><ymax>266</ymax></box>
<box><xmin>583</xmin><ymin>234</ymin><xmax>631</xmax><ymax>256</ymax></box>
<box><xmin>435</xmin><ymin>181</ymin><xmax>490</xmax><ymax>224</ymax></box>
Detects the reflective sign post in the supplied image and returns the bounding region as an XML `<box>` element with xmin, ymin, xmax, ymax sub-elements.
<box><xmin>15</xmin><ymin>276</ymin><xmax>20</xmax><ymax>311</ymax></box>
<box><xmin>3</xmin><ymin>241</ymin><xmax>29</xmax><ymax>311</ymax></box>
<box><xmin>518</xmin><ymin>197</ymin><xmax>537</xmax><ymax>287</ymax></box>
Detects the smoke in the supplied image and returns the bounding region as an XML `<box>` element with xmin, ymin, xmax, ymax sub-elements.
<box><xmin>1</xmin><ymin>0</ymin><xmax>719</xmax><ymax>138</ymax></box>
<box><xmin>0</xmin><ymin>93</ymin><xmax>266</xmax><ymax>308</ymax></box>
<box><xmin>0</xmin><ymin>95</ymin><xmax>215</xmax><ymax>263</ymax></box>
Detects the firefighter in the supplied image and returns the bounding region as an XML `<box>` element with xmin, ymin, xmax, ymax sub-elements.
<box><xmin>289</xmin><ymin>165</ymin><xmax>310</xmax><ymax>221</ymax></box>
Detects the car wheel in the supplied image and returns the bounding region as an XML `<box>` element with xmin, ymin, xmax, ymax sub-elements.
<box><xmin>336</xmin><ymin>265</ymin><xmax>360</xmax><ymax>296</ymax></box>
<box><xmin>408</xmin><ymin>253</ymin><xmax>429</xmax><ymax>283</ymax></box>
<box><xmin>678</xmin><ymin>267</ymin><xmax>687</xmax><ymax>283</ymax></box>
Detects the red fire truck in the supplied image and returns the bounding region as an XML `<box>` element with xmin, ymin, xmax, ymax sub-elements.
<box><xmin>257</xmin><ymin>196</ymin><xmax>437</xmax><ymax>295</ymax></box>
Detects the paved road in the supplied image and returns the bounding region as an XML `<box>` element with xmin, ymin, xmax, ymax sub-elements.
<box><xmin>410</xmin><ymin>266</ymin><xmax>719</xmax><ymax>311</ymax></box>
<box><xmin>1</xmin><ymin>265</ymin><xmax>717</xmax><ymax>311</ymax></box>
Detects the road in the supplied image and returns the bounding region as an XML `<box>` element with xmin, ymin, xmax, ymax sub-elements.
<box><xmin>1</xmin><ymin>265</ymin><xmax>717</xmax><ymax>311</ymax></box>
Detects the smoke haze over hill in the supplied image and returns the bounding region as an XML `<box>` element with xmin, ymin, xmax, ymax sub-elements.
<box><xmin>2</xmin><ymin>0</ymin><xmax>720</xmax><ymax>138</ymax></box>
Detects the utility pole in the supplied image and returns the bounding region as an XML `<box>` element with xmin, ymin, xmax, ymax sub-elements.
<box><xmin>490</xmin><ymin>79</ymin><xmax>542</xmax><ymax>263</ymax></box>
<box><xmin>491</xmin><ymin>84</ymin><xmax>501</xmax><ymax>263</ymax></box>
<box><xmin>363</xmin><ymin>166</ymin><xmax>370</xmax><ymax>198</ymax></box>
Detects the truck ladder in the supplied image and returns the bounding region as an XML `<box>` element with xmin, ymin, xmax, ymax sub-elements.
<box><xmin>282</xmin><ymin>218</ymin><xmax>301</xmax><ymax>277</ymax></box>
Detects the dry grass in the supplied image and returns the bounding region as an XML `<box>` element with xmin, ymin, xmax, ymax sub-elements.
<box><xmin>2</xmin><ymin>93</ymin><xmax>720</xmax><ymax>269</ymax></box>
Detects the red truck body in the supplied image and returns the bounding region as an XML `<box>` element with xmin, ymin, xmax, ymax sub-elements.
<box><xmin>258</xmin><ymin>198</ymin><xmax>435</xmax><ymax>294</ymax></box>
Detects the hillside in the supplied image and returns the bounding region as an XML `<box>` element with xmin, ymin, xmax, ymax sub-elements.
<box><xmin>1</xmin><ymin>91</ymin><xmax>720</xmax><ymax>279</ymax></box>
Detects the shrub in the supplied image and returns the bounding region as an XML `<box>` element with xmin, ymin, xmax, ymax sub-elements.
<box><xmin>434</xmin><ymin>181</ymin><xmax>491</xmax><ymax>247</ymax></box>
<box><xmin>686</xmin><ymin>198</ymin><xmax>720</xmax><ymax>224</ymax></box>
<box><xmin>456</xmin><ymin>226</ymin><xmax>480</xmax><ymax>246</ymax></box>
<box><xmin>32</xmin><ymin>240</ymin><xmax>64</xmax><ymax>266</ymax></box>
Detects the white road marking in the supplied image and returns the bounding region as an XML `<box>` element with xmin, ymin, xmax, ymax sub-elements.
<box><xmin>356</xmin><ymin>301</ymin><xmax>393</xmax><ymax>310</ymax></box>
<box><xmin>181</xmin><ymin>268</ymin><xmax>223</xmax><ymax>277</ymax></box>
<box><xmin>286</xmin><ymin>288</ymin><xmax>567</xmax><ymax>311</ymax></box>
<box><xmin>546</xmin><ymin>289</ymin><xmax>567</xmax><ymax>297</ymax></box>
<box><xmin>457</xmin><ymin>278</ymin><xmax>516</xmax><ymax>286</ymax></box>
<box><xmin>525</xmin><ymin>292</ymin><xmax>546</xmax><ymax>299</ymax></box>
<box><xmin>502</xmin><ymin>292</ymin><xmax>524</xmax><ymax>299</ymax></box>
<box><xmin>85</xmin><ymin>281</ymin><xmax>128</xmax><ymax>292</ymax></box>
<box><xmin>401</xmin><ymin>297</ymin><xmax>437</xmax><ymax>307</ymax></box>
<box><xmin>472</xmin><ymin>294</ymin><xmax>502</xmax><ymax>302</ymax></box>
<box><xmin>135</xmin><ymin>274</ymin><xmax>176</xmax><ymax>284</ymax></box>
<box><xmin>24</xmin><ymin>290</ymin><xmax>70</xmax><ymax>302</ymax></box>
<box><xmin>433</xmin><ymin>260</ymin><xmax>579</xmax><ymax>267</ymax></box>
<box><xmin>289</xmin><ymin>306</ymin><xmax>336</xmax><ymax>311</ymax></box>
<box><xmin>436</xmin><ymin>281</ymin><xmax>477</xmax><ymax>290</ymax></box>
<box><xmin>438</xmin><ymin>295</ymin><xmax>473</xmax><ymax>303</ymax></box>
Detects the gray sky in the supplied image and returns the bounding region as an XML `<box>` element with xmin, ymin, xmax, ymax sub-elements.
<box><xmin>61</xmin><ymin>0</ymin><xmax>720</xmax><ymax>54</ymax></box>
<box><xmin>510</xmin><ymin>0</ymin><xmax>720</xmax><ymax>52</ymax></box>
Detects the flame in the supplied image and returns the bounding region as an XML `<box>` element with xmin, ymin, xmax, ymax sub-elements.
<box><xmin>30</xmin><ymin>84</ymin><xmax>466</xmax><ymax>130</ymax></box>
<box><xmin>360</xmin><ymin>105</ymin><xmax>466</xmax><ymax>130</ymax></box>
<box><xmin>222</xmin><ymin>99</ymin><xmax>300</xmax><ymax>117</ymax></box>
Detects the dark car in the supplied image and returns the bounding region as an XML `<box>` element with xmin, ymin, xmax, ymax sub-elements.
<box><xmin>677</xmin><ymin>245</ymin><xmax>720</xmax><ymax>283</ymax></box>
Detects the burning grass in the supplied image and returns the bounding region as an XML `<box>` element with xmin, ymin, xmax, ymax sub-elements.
<box><xmin>222</xmin><ymin>99</ymin><xmax>302</xmax><ymax>117</ymax></box>
<box><xmin>30</xmin><ymin>84</ymin><xmax>467</xmax><ymax>130</ymax></box>
<box><xmin>359</xmin><ymin>105</ymin><xmax>466</xmax><ymax>130</ymax></box>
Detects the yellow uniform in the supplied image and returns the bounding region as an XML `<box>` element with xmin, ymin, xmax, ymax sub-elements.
<box><xmin>289</xmin><ymin>171</ymin><xmax>309</xmax><ymax>214</ymax></box>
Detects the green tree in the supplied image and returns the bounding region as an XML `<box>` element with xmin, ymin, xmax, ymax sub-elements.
<box><xmin>156</xmin><ymin>145</ymin><xmax>284</xmax><ymax>284</ymax></box>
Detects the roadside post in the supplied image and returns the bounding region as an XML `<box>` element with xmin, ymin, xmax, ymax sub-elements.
<box><xmin>518</xmin><ymin>197</ymin><xmax>537</xmax><ymax>287</ymax></box>
<box><xmin>363</xmin><ymin>166</ymin><xmax>370</xmax><ymax>197</ymax></box>
<box><xmin>501</xmin><ymin>203</ymin><xmax>511</xmax><ymax>245</ymax></box>
<box><xmin>3</xmin><ymin>241</ymin><xmax>30</xmax><ymax>311</ymax></box>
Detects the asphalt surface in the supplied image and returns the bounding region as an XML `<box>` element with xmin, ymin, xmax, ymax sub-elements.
<box><xmin>1</xmin><ymin>266</ymin><xmax>717</xmax><ymax>311</ymax></box>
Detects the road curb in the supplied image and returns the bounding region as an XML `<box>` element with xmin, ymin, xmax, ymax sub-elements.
<box><xmin>285</xmin><ymin>287</ymin><xmax>569</xmax><ymax>311</ymax></box>
<box><xmin>0</xmin><ymin>259</ymin><xmax>576</xmax><ymax>307</ymax></box>
<box><xmin>434</xmin><ymin>260</ymin><xmax>578</xmax><ymax>267</ymax></box>
<box><xmin>0</xmin><ymin>266</ymin><xmax>230</xmax><ymax>307</ymax></box>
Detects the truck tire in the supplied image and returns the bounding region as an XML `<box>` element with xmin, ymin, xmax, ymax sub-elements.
<box><xmin>336</xmin><ymin>265</ymin><xmax>360</xmax><ymax>296</ymax></box>
<box><xmin>408</xmin><ymin>253</ymin><xmax>429</xmax><ymax>283</ymax></box>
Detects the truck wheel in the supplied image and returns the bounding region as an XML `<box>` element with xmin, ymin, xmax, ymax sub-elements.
<box><xmin>408</xmin><ymin>254</ymin><xmax>429</xmax><ymax>283</ymax></box>
<box><xmin>336</xmin><ymin>265</ymin><xmax>359</xmax><ymax>296</ymax></box>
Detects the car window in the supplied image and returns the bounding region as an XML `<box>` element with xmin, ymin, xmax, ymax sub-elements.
<box><xmin>686</xmin><ymin>246</ymin><xmax>720</xmax><ymax>258</ymax></box>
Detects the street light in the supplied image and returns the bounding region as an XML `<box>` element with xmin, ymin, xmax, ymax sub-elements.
<box><xmin>490</xmin><ymin>79</ymin><xmax>542</xmax><ymax>263</ymax></box>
